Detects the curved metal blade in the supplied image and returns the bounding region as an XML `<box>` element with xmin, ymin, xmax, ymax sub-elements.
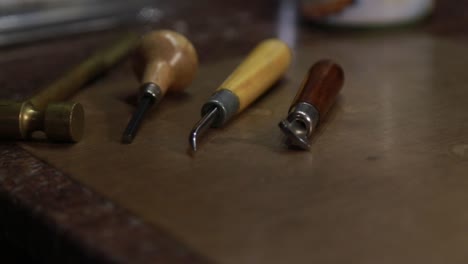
<box><xmin>279</xmin><ymin>119</ymin><xmax>311</xmax><ymax>150</ymax></box>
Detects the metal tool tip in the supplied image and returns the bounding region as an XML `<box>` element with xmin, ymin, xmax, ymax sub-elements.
<box><xmin>121</xmin><ymin>95</ymin><xmax>154</xmax><ymax>145</ymax></box>
<box><xmin>121</xmin><ymin>133</ymin><xmax>134</xmax><ymax>144</ymax></box>
<box><xmin>187</xmin><ymin>107</ymin><xmax>219</xmax><ymax>153</ymax></box>
<box><xmin>279</xmin><ymin>120</ymin><xmax>311</xmax><ymax>150</ymax></box>
<box><xmin>189</xmin><ymin>131</ymin><xmax>198</xmax><ymax>152</ymax></box>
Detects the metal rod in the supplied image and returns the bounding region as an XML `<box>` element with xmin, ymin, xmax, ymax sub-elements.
<box><xmin>29</xmin><ymin>32</ymin><xmax>139</xmax><ymax>110</ymax></box>
<box><xmin>189</xmin><ymin>107</ymin><xmax>219</xmax><ymax>152</ymax></box>
<box><xmin>122</xmin><ymin>95</ymin><xmax>155</xmax><ymax>144</ymax></box>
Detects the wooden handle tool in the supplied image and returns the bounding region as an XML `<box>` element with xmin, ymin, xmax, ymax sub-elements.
<box><xmin>279</xmin><ymin>59</ymin><xmax>344</xmax><ymax>150</ymax></box>
<box><xmin>189</xmin><ymin>39</ymin><xmax>292</xmax><ymax>151</ymax></box>
<box><xmin>122</xmin><ymin>30</ymin><xmax>198</xmax><ymax>144</ymax></box>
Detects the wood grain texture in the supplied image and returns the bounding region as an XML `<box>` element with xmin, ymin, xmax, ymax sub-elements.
<box><xmin>0</xmin><ymin>144</ymin><xmax>212</xmax><ymax>264</ymax></box>
<box><xmin>1</xmin><ymin>0</ymin><xmax>468</xmax><ymax>263</ymax></box>
<box><xmin>0</xmin><ymin>1</ymin><xmax>282</xmax><ymax>261</ymax></box>
<box><xmin>22</xmin><ymin>34</ymin><xmax>468</xmax><ymax>264</ymax></box>
<box><xmin>292</xmin><ymin>59</ymin><xmax>344</xmax><ymax>118</ymax></box>
<box><xmin>218</xmin><ymin>39</ymin><xmax>291</xmax><ymax>112</ymax></box>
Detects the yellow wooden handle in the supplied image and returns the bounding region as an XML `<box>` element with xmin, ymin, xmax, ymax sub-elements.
<box><xmin>218</xmin><ymin>39</ymin><xmax>292</xmax><ymax>112</ymax></box>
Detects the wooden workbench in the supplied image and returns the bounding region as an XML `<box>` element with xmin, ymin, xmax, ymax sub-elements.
<box><xmin>1</xmin><ymin>1</ymin><xmax>468</xmax><ymax>263</ymax></box>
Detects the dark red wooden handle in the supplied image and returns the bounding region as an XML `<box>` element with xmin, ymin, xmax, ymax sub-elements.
<box><xmin>292</xmin><ymin>59</ymin><xmax>344</xmax><ymax>117</ymax></box>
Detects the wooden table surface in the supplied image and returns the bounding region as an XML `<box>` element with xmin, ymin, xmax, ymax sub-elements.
<box><xmin>1</xmin><ymin>1</ymin><xmax>468</xmax><ymax>263</ymax></box>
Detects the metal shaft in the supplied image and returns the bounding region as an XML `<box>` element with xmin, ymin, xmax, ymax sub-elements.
<box><xmin>187</xmin><ymin>39</ymin><xmax>291</xmax><ymax>153</ymax></box>
<box><xmin>0</xmin><ymin>33</ymin><xmax>138</xmax><ymax>142</ymax></box>
<box><xmin>30</xmin><ymin>32</ymin><xmax>139</xmax><ymax>110</ymax></box>
<box><xmin>122</xmin><ymin>83</ymin><xmax>163</xmax><ymax>144</ymax></box>
<box><xmin>189</xmin><ymin>107</ymin><xmax>219</xmax><ymax>152</ymax></box>
<box><xmin>122</xmin><ymin>96</ymin><xmax>154</xmax><ymax>144</ymax></box>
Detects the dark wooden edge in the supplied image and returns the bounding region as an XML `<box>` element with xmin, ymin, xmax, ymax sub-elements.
<box><xmin>0</xmin><ymin>143</ymin><xmax>211</xmax><ymax>264</ymax></box>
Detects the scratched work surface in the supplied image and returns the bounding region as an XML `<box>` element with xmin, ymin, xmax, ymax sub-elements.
<box><xmin>23</xmin><ymin>33</ymin><xmax>468</xmax><ymax>264</ymax></box>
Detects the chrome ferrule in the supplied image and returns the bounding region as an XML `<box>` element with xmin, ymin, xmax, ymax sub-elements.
<box><xmin>201</xmin><ymin>89</ymin><xmax>240</xmax><ymax>128</ymax></box>
<box><xmin>287</xmin><ymin>102</ymin><xmax>320</xmax><ymax>137</ymax></box>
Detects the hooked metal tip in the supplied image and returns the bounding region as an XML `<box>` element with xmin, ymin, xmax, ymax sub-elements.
<box><xmin>279</xmin><ymin>119</ymin><xmax>311</xmax><ymax>150</ymax></box>
<box><xmin>189</xmin><ymin>130</ymin><xmax>198</xmax><ymax>152</ymax></box>
<box><xmin>188</xmin><ymin>107</ymin><xmax>219</xmax><ymax>152</ymax></box>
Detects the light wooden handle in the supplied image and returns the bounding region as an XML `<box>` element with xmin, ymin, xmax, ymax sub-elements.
<box><xmin>133</xmin><ymin>30</ymin><xmax>198</xmax><ymax>95</ymax></box>
<box><xmin>217</xmin><ymin>39</ymin><xmax>292</xmax><ymax>112</ymax></box>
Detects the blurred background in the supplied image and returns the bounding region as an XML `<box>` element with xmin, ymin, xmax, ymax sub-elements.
<box><xmin>0</xmin><ymin>0</ymin><xmax>157</xmax><ymax>46</ymax></box>
<box><xmin>0</xmin><ymin>0</ymin><xmax>437</xmax><ymax>47</ymax></box>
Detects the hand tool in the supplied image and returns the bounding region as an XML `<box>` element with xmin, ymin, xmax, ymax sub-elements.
<box><xmin>279</xmin><ymin>59</ymin><xmax>344</xmax><ymax>150</ymax></box>
<box><xmin>121</xmin><ymin>30</ymin><xmax>198</xmax><ymax>144</ymax></box>
<box><xmin>0</xmin><ymin>33</ymin><xmax>138</xmax><ymax>142</ymax></box>
<box><xmin>189</xmin><ymin>39</ymin><xmax>292</xmax><ymax>152</ymax></box>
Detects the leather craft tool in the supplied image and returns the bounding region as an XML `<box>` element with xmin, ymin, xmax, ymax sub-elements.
<box><xmin>189</xmin><ymin>39</ymin><xmax>292</xmax><ymax>152</ymax></box>
<box><xmin>122</xmin><ymin>30</ymin><xmax>198</xmax><ymax>144</ymax></box>
<box><xmin>0</xmin><ymin>33</ymin><xmax>138</xmax><ymax>142</ymax></box>
<box><xmin>279</xmin><ymin>59</ymin><xmax>344</xmax><ymax>149</ymax></box>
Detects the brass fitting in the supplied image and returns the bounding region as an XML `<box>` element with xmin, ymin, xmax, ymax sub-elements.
<box><xmin>0</xmin><ymin>32</ymin><xmax>138</xmax><ymax>143</ymax></box>
<box><xmin>0</xmin><ymin>101</ymin><xmax>84</xmax><ymax>142</ymax></box>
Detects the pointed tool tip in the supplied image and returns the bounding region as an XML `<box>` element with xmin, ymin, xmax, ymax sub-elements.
<box><xmin>121</xmin><ymin>94</ymin><xmax>155</xmax><ymax>145</ymax></box>
<box><xmin>189</xmin><ymin>131</ymin><xmax>198</xmax><ymax>152</ymax></box>
<box><xmin>121</xmin><ymin>133</ymin><xmax>134</xmax><ymax>144</ymax></box>
<box><xmin>187</xmin><ymin>107</ymin><xmax>219</xmax><ymax>154</ymax></box>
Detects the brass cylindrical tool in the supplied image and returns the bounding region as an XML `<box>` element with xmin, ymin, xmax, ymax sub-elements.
<box><xmin>279</xmin><ymin>59</ymin><xmax>344</xmax><ymax>149</ymax></box>
<box><xmin>122</xmin><ymin>30</ymin><xmax>198</xmax><ymax>144</ymax></box>
<box><xmin>189</xmin><ymin>39</ymin><xmax>292</xmax><ymax>152</ymax></box>
<box><xmin>0</xmin><ymin>33</ymin><xmax>138</xmax><ymax>142</ymax></box>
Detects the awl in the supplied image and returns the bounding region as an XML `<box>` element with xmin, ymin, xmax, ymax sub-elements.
<box><xmin>122</xmin><ymin>30</ymin><xmax>198</xmax><ymax>144</ymax></box>
<box><xmin>189</xmin><ymin>39</ymin><xmax>292</xmax><ymax>151</ymax></box>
